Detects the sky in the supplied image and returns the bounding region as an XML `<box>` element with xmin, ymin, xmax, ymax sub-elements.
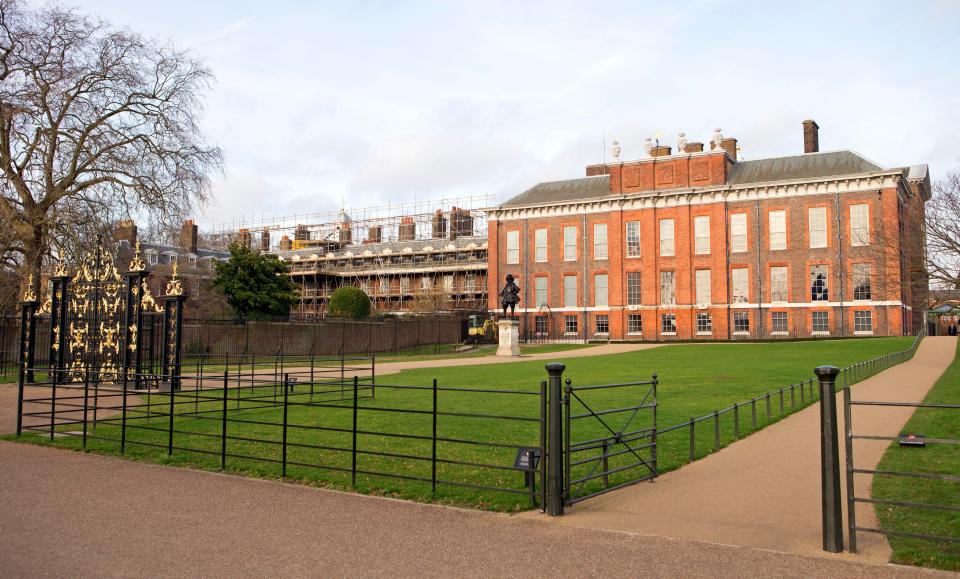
<box><xmin>61</xmin><ymin>0</ymin><xmax>960</xmax><ymax>232</ymax></box>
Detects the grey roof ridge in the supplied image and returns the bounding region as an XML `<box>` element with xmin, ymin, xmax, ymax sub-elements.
<box><xmin>736</xmin><ymin>148</ymin><xmax>885</xmax><ymax>169</ymax></box>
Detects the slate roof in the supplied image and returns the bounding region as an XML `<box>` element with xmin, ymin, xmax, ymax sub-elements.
<box><xmin>727</xmin><ymin>150</ymin><xmax>883</xmax><ymax>185</ymax></box>
<box><xmin>501</xmin><ymin>175</ymin><xmax>612</xmax><ymax>207</ymax></box>
<box><xmin>500</xmin><ymin>150</ymin><xmax>901</xmax><ymax>209</ymax></box>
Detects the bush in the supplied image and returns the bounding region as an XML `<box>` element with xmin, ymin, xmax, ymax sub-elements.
<box><xmin>328</xmin><ymin>286</ymin><xmax>371</xmax><ymax>319</ymax></box>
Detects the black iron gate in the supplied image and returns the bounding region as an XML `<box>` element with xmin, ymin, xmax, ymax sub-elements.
<box><xmin>563</xmin><ymin>374</ymin><xmax>658</xmax><ymax>504</ymax></box>
<box><xmin>18</xmin><ymin>242</ymin><xmax>184</xmax><ymax>390</ymax></box>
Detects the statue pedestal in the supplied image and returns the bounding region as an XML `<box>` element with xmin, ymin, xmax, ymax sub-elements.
<box><xmin>496</xmin><ymin>319</ymin><xmax>521</xmax><ymax>357</ymax></box>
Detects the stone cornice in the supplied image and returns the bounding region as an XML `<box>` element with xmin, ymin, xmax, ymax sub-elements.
<box><xmin>487</xmin><ymin>170</ymin><xmax>906</xmax><ymax>221</ymax></box>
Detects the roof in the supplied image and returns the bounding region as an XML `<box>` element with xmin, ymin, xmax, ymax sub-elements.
<box><xmin>500</xmin><ymin>150</ymin><xmax>897</xmax><ymax>209</ymax></box>
<box><xmin>140</xmin><ymin>242</ymin><xmax>229</xmax><ymax>259</ymax></box>
<box><xmin>727</xmin><ymin>150</ymin><xmax>883</xmax><ymax>185</ymax></box>
<box><xmin>501</xmin><ymin>175</ymin><xmax>611</xmax><ymax>208</ymax></box>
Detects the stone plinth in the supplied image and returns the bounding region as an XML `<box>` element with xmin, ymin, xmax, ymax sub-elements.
<box><xmin>496</xmin><ymin>319</ymin><xmax>521</xmax><ymax>357</ymax></box>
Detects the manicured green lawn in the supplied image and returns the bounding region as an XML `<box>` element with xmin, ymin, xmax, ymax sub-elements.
<box><xmin>873</xmin><ymin>339</ymin><xmax>960</xmax><ymax>572</ymax></box>
<box><xmin>12</xmin><ymin>337</ymin><xmax>913</xmax><ymax>512</ymax></box>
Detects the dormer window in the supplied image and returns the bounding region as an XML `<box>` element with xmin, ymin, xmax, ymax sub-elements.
<box><xmin>188</xmin><ymin>255</ymin><xmax>197</xmax><ymax>266</ymax></box>
<box><xmin>168</xmin><ymin>254</ymin><xmax>177</xmax><ymax>265</ymax></box>
<box><xmin>147</xmin><ymin>250</ymin><xmax>158</xmax><ymax>265</ymax></box>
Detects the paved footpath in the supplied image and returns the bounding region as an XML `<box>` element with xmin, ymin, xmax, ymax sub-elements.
<box><xmin>531</xmin><ymin>336</ymin><xmax>957</xmax><ymax>566</ymax></box>
<box><xmin>0</xmin><ymin>442</ymin><xmax>949</xmax><ymax>578</ymax></box>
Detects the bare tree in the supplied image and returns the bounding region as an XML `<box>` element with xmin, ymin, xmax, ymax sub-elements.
<box><xmin>0</xmin><ymin>0</ymin><xmax>222</xmax><ymax>295</ymax></box>
<box><xmin>924</xmin><ymin>170</ymin><xmax>960</xmax><ymax>298</ymax></box>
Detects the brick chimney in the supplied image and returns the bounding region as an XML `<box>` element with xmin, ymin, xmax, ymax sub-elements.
<box><xmin>180</xmin><ymin>219</ymin><xmax>198</xmax><ymax>254</ymax></box>
<box><xmin>260</xmin><ymin>231</ymin><xmax>270</xmax><ymax>252</ymax></box>
<box><xmin>114</xmin><ymin>219</ymin><xmax>137</xmax><ymax>246</ymax></box>
<box><xmin>278</xmin><ymin>235</ymin><xmax>292</xmax><ymax>251</ymax></box>
<box><xmin>650</xmin><ymin>145</ymin><xmax>672</xmax><ymax>157</ymax></box>
<box><xmin>683</xmin><ymin>142</ymin><xmax>704</xmax><ymax>153</ymax></box>
<box><xmin>398</xmin><ymin>217</ymin><xmax>416</xmax><ymax>242</ymax></box>
<box><xmin>720</xmin><ymin>138</ymin><xmax>738</xmax><ymax>161</ymax></box>
<box><xmin>803</xmin><ymin>119</ymin><xmax>819</xmax><ymax>153</ymax></box>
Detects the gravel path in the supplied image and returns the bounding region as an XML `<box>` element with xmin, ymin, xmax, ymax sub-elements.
<box><xmin>531</xmin><ymin>336</ymin><xmax>957</xmax><ymax>565</ymax></box>
<box><xmin>0</xmin><ymin>441</ymin><xmax>947</xmax><ymax>578</ymax></box>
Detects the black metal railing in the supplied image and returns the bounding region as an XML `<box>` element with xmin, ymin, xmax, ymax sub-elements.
<box><xmin>15</xmin><ymin>357</ymin><xmax>549</xmax><ymax>510</ymax></box>
<box><xmin>562</xmin><ymin>375</ymin><xmax>658</xmax><ymax>505</ymax></box>
<box><xmin>655</xmin><ymin>331</ymin><xmax>925</xmax><ymax>472</ymax></box>
<box><xmin>843</xmin><ymin>393</ymin><xmax>960</xmax><ymax>551</ymax></box>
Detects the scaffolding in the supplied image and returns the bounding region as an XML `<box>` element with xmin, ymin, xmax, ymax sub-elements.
<box><xmin>208</xmin><ymin>195</ymin><xmax>493</xmax><ymax>318</ymax></box>
<box><xmin>205</xmin><ymin>194</ymin><xmax>494</xmax><ymax>253</ymax></box>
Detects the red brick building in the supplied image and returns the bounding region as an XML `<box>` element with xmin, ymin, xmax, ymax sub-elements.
<box><xmin>487</xmin><ymin>121</ymin><xmax>930</xmax><ymax>341</ymax></box>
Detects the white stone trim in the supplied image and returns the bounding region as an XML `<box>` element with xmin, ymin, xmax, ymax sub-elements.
<box><xmin>487</xmin><ymin>171</ymin><xmax>905</xmax><ymax>221</ymax></box>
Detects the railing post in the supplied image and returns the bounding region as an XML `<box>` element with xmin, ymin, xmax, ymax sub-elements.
<box><xmin>688</xmin><ymin>417</ymin><xmax>695</xmax><ymax>462</ymax></box>
<box><xmin>843</xmin><ymin>387</ymin><xmax>857</xmax><ymax>553</ymax></box>
<box><xmin>815</xmin><ymin>365</ymin><xmax>843</xmax><ymax>553</ymax></box>
<box><xmin>545</xmin><ymin>362</ymin><xmax>565</xmax><ymax>516</ymax></box>
<box><xmin>282</xmin><ymin>373</ymin><xmax>289</xmax><ymax>477</ymax></box>
<box><xmin>733</xmin><ymin>403</ymin><xmax>740</xmax><ymax>439</ymax></box>
<box><xmin>713</xmin><ymin>409</ymin><xmax>720</xmax><ymax>450</ymax></box>
<box><xmin>167</xmin><ymin>378</ymin><xmax>175</xmax><ymax>455</ymax></box>
<box><xmin>351</xmin><ymin>375</ymin><xmax>359</xmax><ymax>487</ymax></box>
<box><xmin>601</xmin><ymin>439</ymin><xmax>610</xmax><ymax>487</ymax></box>
<box><xmin>221</xmin><ymin>371</ymin><xmax>228</xmax><ymax>469</ymax></box>
<box><xmin>82</xmin><ymin>371</ymin><xmax>90</xmax><ymax>449</ymax></box>
<box><xmin>431</xmin><ymin>377</ymin><xmax>438</xmax><ymax>494</ymax></box>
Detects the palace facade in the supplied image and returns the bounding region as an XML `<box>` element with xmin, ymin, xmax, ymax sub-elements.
<box><xmin>487</xmin><ymin>121</ymin><xmax>930</xmax><ymax>341</ymax></box>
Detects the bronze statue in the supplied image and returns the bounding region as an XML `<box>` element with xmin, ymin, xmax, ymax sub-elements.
<box><xmin>500</xmin><ymin>274</ymin><xmax>521</xmax><ymax>318</ymax></box>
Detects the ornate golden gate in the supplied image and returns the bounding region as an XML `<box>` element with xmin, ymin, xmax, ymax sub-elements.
<box><xmin>19</xmin><ymin>242</ymin><xmax>185</xmax><ymax>389</ymax></box>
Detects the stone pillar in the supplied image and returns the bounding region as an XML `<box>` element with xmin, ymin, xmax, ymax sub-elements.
<box><xmin>496</xmin><ymin>319</ymin><xmax>521</xmax><ymax>357</ymax></box>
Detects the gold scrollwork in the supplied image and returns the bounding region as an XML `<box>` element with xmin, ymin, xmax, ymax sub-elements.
<box><xmin>128</xmin><ymin>241</ymin><xmax>147</xmax><ymax>272</ymax></box>
<box><xmin>22</xmin><ymin>274</ymin><xmax>36</xmax><ymax>302</ymax></box>
<box><xmin>164</xmin><ymin>261</ymin><xmax>184</xmax><ymax>297</ymax></box>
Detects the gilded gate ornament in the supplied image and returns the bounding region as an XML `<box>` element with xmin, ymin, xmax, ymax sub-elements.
<box><xmin>164</xmin><ymin>261</ymin><xmax>184</xmax><ymax>296</ymax></box>
<box><xmin>22</xmin><ymin>275</ymin><xmax>36</xmax><ymax>302</ymax></box>
<box><xmin>67</xmin><ymin>249</ymin><xmax>124</xmax><ymax>382</ymax></box>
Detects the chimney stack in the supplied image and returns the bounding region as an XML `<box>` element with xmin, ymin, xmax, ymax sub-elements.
<box><xmin>180</xmin><ymin>219</ymin><xmax>198</xmax><ymax>254</ymax></box>
<box><xmin>398</xmin><ymin>217</ymin><xmax>416</xmax><ymax>242</ymax></box>
<box><xmin>803</xmin><ymin>119</ymin><xmax>819</xmax><ymax>153</ymax></box>
<box><xmin>720</xmin><ymin>138</ymin><xmax>738</xmax><ymax>161</ymax></box>
<box><xmin>278</xmin><ymin>235</ymin><xmax>292</xmax><ymax>251</ymax></box>
<box><xmin>683</xmin><ymin>142</ymin><xmax>704</xmax><ymax>153</ymax></box>
<box><xmin>114</xmin><ymin>219</ymin><xmax>138</xmax><ymax>246</ymax></box>
<box><xmin>260</xmin><ymin>231</ymin><xmax>270</xmax><ymax>252</ymax></box>
<box><xmin>649</xmin><ymin>145</ymin><xmax>672</xmax><ymax>157</ymax></box>
<box><xmin>431</xmin><ymin>209</ymin><xmax>447</xmax><ymax>239</ymax></box>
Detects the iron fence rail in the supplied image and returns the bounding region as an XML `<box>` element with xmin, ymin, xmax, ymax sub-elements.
<box><xmin>563</xmin><ymin>376</ymin><xmax>658</xmax><ymax>505</ymax></box>
<box><xmin>16</xmin><ymin>358</ymin><xmax>547</xmax><ymax>509</ymax></box>
<box><xmin>654</xmin><ymin>331</ymin><xmax>925</xmax><ymax>468</ymax></box>
<box><xmin>843</xmin><ymin>392</ymin><xmax>960</xmax><ymax>551</ymax></box>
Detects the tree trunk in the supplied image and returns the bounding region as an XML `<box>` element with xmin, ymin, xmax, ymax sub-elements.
<box><xmin>21</xmin><ymin>225</ymin><xmax>44</xmax><ymax>299</ymax></box>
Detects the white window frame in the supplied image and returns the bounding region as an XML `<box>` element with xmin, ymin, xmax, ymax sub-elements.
<box><xmin>854</xmin><ymin>310</ymin><xmax>873</xmax><ymax>334</ymax></box>
<box><xmin>696</xmin><ymin>313</ymin><xmax>712</xmax><ymax>335</ymax></box>
<box><xmin>809</xmin><ymin>207</ymin><xmax>827</xmax><ymax>249</ymax></box>
<box><xmin>534</xmin><ymin>228</ymin><xmax>548</xmax><ymax>262</ymax></box>
<box><xmin>506</xmin><ymin>230</ymin><xmax>520</xmax><ymax>265</ymax></box>
<box><xmin>853</xmin><ymin>263</ymin><xmax>871</xmax><ymax>301</ymax></box>
<box><xmin>695</xmin><ymin>269</ymin><xmax>711</xmax><ymax>305</ymax></box>
<box><xmin>732</xmin><ymin>268</ymin><xmax>749</xmax><ymax>304</ymax></box>
<box><xmin>659</xmin><ymin>219</ymin><xmax>675</xmax><ymax>257</ymax></box>
<box><xmin>694</xmin><ymin>215</ymin><xmax>710</xmax><ymax>255</ymax></box>
<box><xmin>626</xmin><ymin>271</ymin><xmax>641</xmax><ymax>306</ymax></box>
<box><xmin>627</xmin><ymin>314</ymin><xmax>643</xmax><ymax>335</ymax></box>
<box><xmin>730</xmin><ymin>213</ymin><xmax>747</xmax><ymax>253</ymax></box>
<box><xmin>771</xmin><ymin>311</ymin><xmax>788</xmax><ymax>335</ymax></box>
<box><xmin>660</xmin><ymin>271</ymin><xmax>676</xmax><ymax>306</ymax></box>
<box><xmin>595</xmin><ymin>314</ymin><xmax>609</xmax><ymax>335</ymax></box>
<box><xmin>593</xmin><ymin>223</ymin><xmax>608</xmax><ymax>260</ymax></box>
<box><xmin>563</xmin><ymin>275</ymin><xmax>577</xmax><ymax>308</ymax></box>
<box><xmin>851</xmin><ymin>204</ymin><xmax>870</xmax><ymax>246</ymax></box>
<box><xmin>535</xmin><ymin>277</ymin><xmax>548</xmax><ymax>307</ymax></box>
<box><xmin>812</xmin><ymin>311</ymin><xmax>830</xmax><ymax>334</ymax></box>
<box><xmin>563</xmin><ymin>226</ymin><xmax>577</xmax><ymax>261</ymax></box>
<box><xmin>594</xmin><ymin>274</ymin><xmax>608</xmax><ymax>307</ymax></box>
<box><xmin>625</xmin><ymin>221</ymin><xmax>641</xmax><ymax>258</ymax></box>
<box><xmin>770</xmin><ymin>266</ymin><xmax>788</xmax><ymax>303</ymax></box>
<box><xmin>769</xmin><ymin>210</ymin><xmax>786</xmax><ymax>250</ymax></box>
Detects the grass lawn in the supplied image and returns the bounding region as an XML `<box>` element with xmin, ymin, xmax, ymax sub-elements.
<box><xmin>872</xmin><ymin>339</ymin><xmax>960</xmax><ymax>572</ymax></box>
<box><xmin>12</xmin><ymin>337</ymin><xmax>913</xmax><ymax>512</ymax></box>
